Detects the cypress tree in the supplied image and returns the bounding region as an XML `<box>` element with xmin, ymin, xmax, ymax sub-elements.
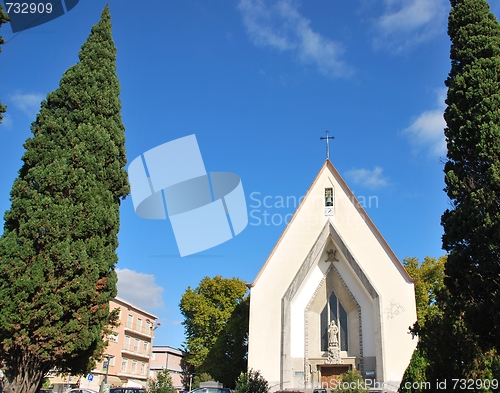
<box><xmin>0</xmin><ymin>6</ymin><xmax>129</xmax><ymax>393</ymax></box>
<box><xmin>442</xmin><ymin>0</ymin><xmax>500</xmax><ymax>350</ymax></box>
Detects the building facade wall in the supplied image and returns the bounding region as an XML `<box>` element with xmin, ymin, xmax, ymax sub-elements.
<box><xmin>248</xmin><ymin>162</ymin><xmax>417</xmax><ymax>391</ymax></box>
<box><xmin>47</xmin><ymin>297</ymin><xmax>159</xmax><ymax>392</ymax></box>
<box><xmin>150</xmin><ymin>346</ymin><xmax>185</xmax><ymax>390</ymax></box>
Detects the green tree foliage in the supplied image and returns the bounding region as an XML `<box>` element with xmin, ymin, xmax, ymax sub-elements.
<box><xmin>400</xmin><ymin>256</ymin><xmax>500</xmax><ymax>392</ymax></box>
<box><xmin>235</xmin><ymin>369</ymin><xmax>269</xmax><ymax>393</ymax></box>
<box><xmin>399</xmin><ymin>256</ymin><xmax>444</xmax><ymax>393</ymax></box>
<box><xmin>179</xmin><ymin>276</ymin><xmax>249</xmax><ymax>388</ymax></box>
<box><xmin>190</xmin><ymin>373</ymin><xmax>213</xmax><ymax>390</ymax></box>
<box><xmin>403</xmin><ymin>256</ymin><xmax>446</xmax><ymax>326</ymax></box>
<box><xmin>0</xmin><ymin>6</ymin><xmax>129</xmax><ymax>393</ymax></box>
<box><xmin>441</xmin><ymin>0</ymin><xmax>500</xmax><ymax>351</ymax></box>
<box><xmin>332</xmin><ymin>370</ymin><xmax>367</xmax><ymax>393</ymax></box>
<box><xmin>0</xmin><ymin>4</ymin><xmax>10</xmax><ymax>123</ymax></box>
<box><xmin>416</xmin><ymin>299</ymin><xmax>500</xmax><ymax>392</ymax></box>
<box><xmin>148</xmin><ymin>368</ymin><xmax>176</xmax><ymax>393</ymax></box>
<box><xmin>398</xmin><ymin>348</ymin><xmax>428</xmax><ymax>393</ymax></box>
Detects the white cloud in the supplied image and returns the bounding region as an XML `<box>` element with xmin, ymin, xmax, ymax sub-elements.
<box><xmin>9</xmin><ymin>91</ymin><xmax>45</xmax><ymax>118</ymax></box>
<box><xmin>373</xmin><ymin>0</ymin><xmax>447</xmax><ymax>52</ymax></box>
<box><xmin>238</xmin><ymin>0</ymin><xmax>352</xmax><ymax>78</ymax></box>
<box><xmin>345</xmin><ymin>166</ymin><xmax>389</xmax><ymax>190</ymax></box>
<box><xmin>404</xmin><ymin>88</ymin><xmax>446</xmax><ymax>156</ymax></box>
<box><xmin>116</xmin><ymin>268</ymin><xmax>164</xmax><ymax>311</ymax></box>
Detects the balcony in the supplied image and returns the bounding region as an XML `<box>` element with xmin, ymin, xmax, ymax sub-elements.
<box><xmin>123</xmin><ymin>321</ymin><xmax>154</xmax><ymax>340</ymax></box>
<box><xmin>117</xmin><ymin>370</ymin><xmax>149</xmax><ymax>381</ymax></box>
<box><xmin>121</xmin><ymin>344</ymin><xmax>151</xmax><ymax>360</ymax></box>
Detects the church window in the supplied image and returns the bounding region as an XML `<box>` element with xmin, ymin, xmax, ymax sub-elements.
<box><xmin>325</xmin><ymin>188</ymin><xmax>333</xmax><ymax>206</ymax></box>
<box><xmin>320</xmin><ymin>292</ymin><xmax>348</xmax><ymax>351</ymax></box>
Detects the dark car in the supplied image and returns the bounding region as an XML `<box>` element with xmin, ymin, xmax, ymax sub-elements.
<box><xmin>109</xmin><ymin>389</ymin><xmax>146</xmax><ymax>393</ymax></box>
<box><xmin>189</xmin><ymin>389</ymin><xmax>232</xmax><ymax>393</ymax></box>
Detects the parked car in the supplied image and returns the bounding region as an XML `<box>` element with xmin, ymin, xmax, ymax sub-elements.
<box><xmin>189</xmin><ymin>388</ymin><xmax>231</xmax><ymax>393</ymax></box>
<box><xmin>109</xmin><ymin>388</ymin><xmax>146</xmax><ymax>393</ymax></box>
<box><xmin>66</xmin><ymin>389</ymin><xmax>99</xmax><ymax>393</ymax></box>
<box><xmin>274</xmin><ymin>391</ymin><xmax>304</xmax><ymax>393</ymax></box>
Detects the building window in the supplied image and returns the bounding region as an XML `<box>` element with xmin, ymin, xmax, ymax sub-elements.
<box><xmin>109</xmin><ymin>333</ymin><xmax>118</xmax><ymax>343</ymax></box>
<box><xmin>124</xmin><ymin>335</ymin><xmax>131</xmax><ymax>350</ymax></box>
<box><xmin>137</xmin><ymin>318</ymin><xmax>142</xmax><ymax>332</ymax></box>
<box><xmin>141</xmin><ymin>362</ymin><xmax>146</xmax><ymax>375</ymax></box>
<box><xmin>320</xmin><ymin>291</ymin><xmax>348</xmax><ymax>351</ymax></box>
<box><xmin>127</xmin><ymin>314</ymin><xmax>133</xmax><ymax>328</ymax></box>
<box><xmin>134</xmin><ymin>338</ymin><xmax>140</xmax><ymax>351</ymax></box>
<box><xmin>325</xmin><ymin>188</ymin><xmax>333</xmax><ymax>206</ymax></box>
<box><xmin>121</xmin><ymin>359</ymin><xmax>128</xmax><ymax>372</ymax></box>
<box><xmin>109</xmin><ymin>357</ymin><xmax>115</xmax><ymax>367</ymax></box>
<box><xmin>132</xmin><ymin>361</ymin><xmax>137</xmax><ymax>374</ymax></box>
<box><xmin>143</xmin><ymin>341</ymin><xmax>148</xmax><ymax>353</ymax></box>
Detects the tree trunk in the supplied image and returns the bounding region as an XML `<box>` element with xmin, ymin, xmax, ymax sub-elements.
<box><xmin>3</xmin><ymin>354</ymin><xmax>49</xmax><ymax>393</ymax></box>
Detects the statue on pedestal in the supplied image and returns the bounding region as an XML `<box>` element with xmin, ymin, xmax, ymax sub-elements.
<box><xmin>326</xmin><ymin>320</ymin><xmax>343</xmax><ymax>364</ymax></box>
<box><xmin>328</xmin><ymin>320</ymin><xmax>339</xmax><ymax>345</ymax></box>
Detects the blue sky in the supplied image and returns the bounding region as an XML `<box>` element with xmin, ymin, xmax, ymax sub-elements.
<box><xmin>2</xmin><ymin>0</ymin><xmax>500</xmax><ymax>349</ymax></box>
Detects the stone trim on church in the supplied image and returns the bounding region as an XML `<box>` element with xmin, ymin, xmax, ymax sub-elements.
<box><xmin>247</xmin><ymin>160</ymin><xmax>417</xmax><ymax>391</ymax></box>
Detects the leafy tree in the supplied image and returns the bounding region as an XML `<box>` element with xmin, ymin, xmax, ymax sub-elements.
<box><xmin>0</xmin><ymin>4</ymin><xmax>10</xmax><ymax>123</ymax></box>
<box><xmin>0</xmin><ymin>6</ymin><xmax>129</xmax><ymax>393</ymax></box>
<box><xmin>179</xmin><ymin>276</ymin><xmax>249</xmax><ymax>388</ymax></box>
<box><xmin>191</xmin><ymin>373</ymin><xmax>213</xmax><ymax>390</ymax></box>
<box><xmin>204</xmin><ymin>296</ymin><xmax>249</xmax><ymax>388</ymax></box>
<box><xmin>148</xmin><ymin>368</ymin><xmax>176</xmax><ymax>393</ymax></box>
<box><xmin>332</xmin><ymin>370</ymin><xmax>366</xmax><ymax>393</ymax></box>
<box><xmin>399</xmin><ymin>256</ymin><xmax>444</xmax><ymax>393</ymax></box>
<box><xmin>235</xmin><ymin>369</ymin><xmax>269</xmax><ymax>393</ymax></box>
<box><xmin>403</xmin><ymin>256</ymin><xmax>446</xmax><ymax>326</ymax></box>
<box><xmin>441</xmin><ymin>0</ymin><xmax>500</xmax><ymax>351</ymax></box>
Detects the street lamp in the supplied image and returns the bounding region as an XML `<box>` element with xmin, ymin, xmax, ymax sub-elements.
<box><xmin>100</xmin><ymin>354</ymin><xmax>115</xmax><ymax>393</ymax></box>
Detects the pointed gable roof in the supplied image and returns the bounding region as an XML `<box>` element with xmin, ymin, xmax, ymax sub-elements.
<box><xmin>249</xmin><ymin>159</ymin><xmax>413</xmax><ymax>287</ymax></box>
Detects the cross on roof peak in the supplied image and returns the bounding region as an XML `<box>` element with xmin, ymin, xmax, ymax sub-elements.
<box><xmin>320</xmin><ymin>130</ymin><xmax>335</xmax><ymax>160</ymax></box>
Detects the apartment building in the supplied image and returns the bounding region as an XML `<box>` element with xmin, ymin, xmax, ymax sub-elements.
<box><xmin>48</xmin><ymin>297</ymin><xmax>159</xmax><ymax>392</ymax></box>
<box><xmin>98</xmin><ymin>297</ymin><xmax>159</xmax><ymax>388</ymax></box>
<box><xmin>150</xmin><ymin>346</ymin><xmax>185</xmax><ymax>390</ymax></box>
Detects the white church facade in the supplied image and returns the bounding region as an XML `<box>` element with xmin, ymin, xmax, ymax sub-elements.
<box><xmin>247</xmin><ymin>160</ymin><xmax>417</xmax><ymax>391</ymax></box>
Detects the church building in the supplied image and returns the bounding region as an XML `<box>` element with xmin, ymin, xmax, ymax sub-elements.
<box><xmin>247</xmin><ymin>159</ymin><xmax>417</xmax><ymax>391</ymax></box>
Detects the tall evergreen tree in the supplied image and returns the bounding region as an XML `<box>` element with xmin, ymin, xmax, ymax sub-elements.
<box><xmin>0</xmin><ymin>4</ymin><xmax>10</xmax><ymax>123</ymax></box>
<box><xmin>0</xmin><ymin>6</ymin><xmax>129</xmax><ymax>393</ymax></box>
<box><xmin>442</xmin><ymin>0</ymin><xmax>500</xmax><ymax>351</ymax></box>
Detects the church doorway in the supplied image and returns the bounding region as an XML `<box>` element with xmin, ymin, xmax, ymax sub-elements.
<box><xmin>318</xmin><ymin>365</ymin><xmax>351</xmax><ymax>388</ymax></box>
